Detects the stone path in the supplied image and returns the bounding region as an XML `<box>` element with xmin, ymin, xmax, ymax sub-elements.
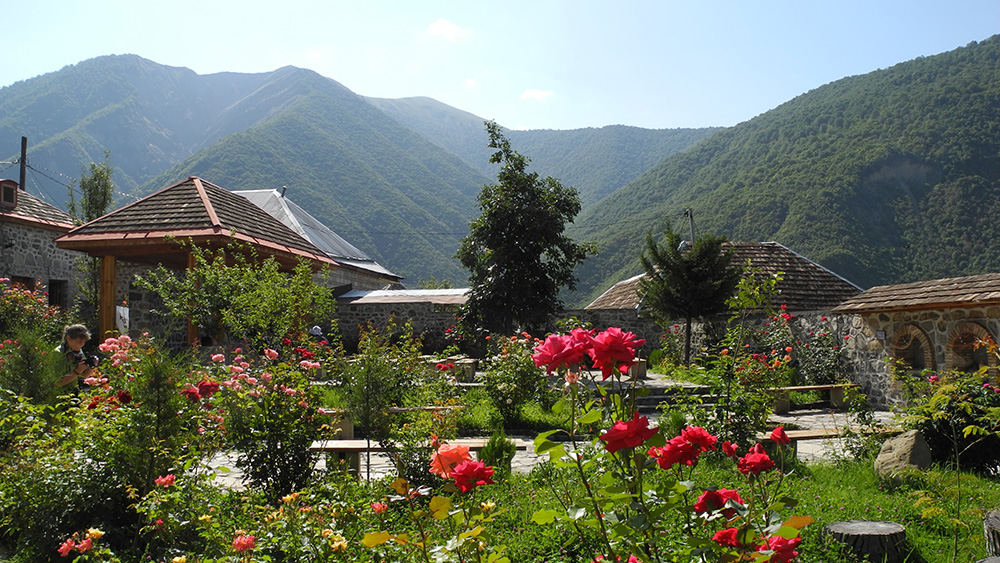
<box><xmin>210</xmin><ymin>406</ymin><xmax>898</xmax><ymax>487</ymax></box>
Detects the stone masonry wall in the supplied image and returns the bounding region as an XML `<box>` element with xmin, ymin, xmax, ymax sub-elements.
<box><xmin>838</xmin><ymin>306</ymin><xmax>1000</xmax><ymax>408</ymax></box>
<box><xmin>0</xmin><ymin>221</ymin><xmax>82</xmax><ymax>309</ymax></box>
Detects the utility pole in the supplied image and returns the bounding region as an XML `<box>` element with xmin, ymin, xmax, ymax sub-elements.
<box><xmin>683</xmin><ymin>208</ymin><xmax>696</xmax><ymax>242</ymax></box>
<box><xmin>18</xmin><ymin>137</ymin><xmax>26</xmax><ymax>191</ymax></box>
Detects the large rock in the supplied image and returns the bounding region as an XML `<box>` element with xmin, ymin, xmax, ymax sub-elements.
<box><xmin>874</xmin><ymin>430</ymin><xmax>932</xmax><ymax>477</ymax></box>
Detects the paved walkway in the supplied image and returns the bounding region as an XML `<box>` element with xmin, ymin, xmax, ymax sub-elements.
<box><xmin>211</xmin><ymin>407</ymin><xmax>898</xmax><ymax>487</ymax></box>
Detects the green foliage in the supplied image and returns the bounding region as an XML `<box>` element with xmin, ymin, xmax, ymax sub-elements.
<box><xmin>895</xmin><ymin>362</ymin><xmax>1000</xmax><ymax>474</ymax></box>
<box><xmin>480</xmin><ymin>428</ymin><xmax>517</xmax><ymax>477</ymax></box>
<box><xmin>457</xmin><ymin>121</ymin><xmax>594</xmax><ymax>336</ymax></box>
<box><xmin>482</xmin><ymin>332</ymin><xmax>547</xmax><ymax>424</ymax></box>
<box><xmin>68</xmin><ymin>151</ymin><xmax>116</xmax><ymax>328</ymax></box>
<box><xmin>573</xmin><ymin>36</ymin><xmax>1000</xmax><ymax>305</ymax></box>
<box><xmin>639</xmin><ymin>222</ymin><xmax>740</xmax><ymax>364</ymax></box>
<box><xmin>0</xmin><ymin>279</ymin><xmax>70</xmax><ymax>342</ymax></box>
<box><xmin>0</xmin><ymin>326</ymin><xmax>64</xmax><ymax>405</ymax></box>
<box><xmin>135</xmin><ymin>240</ymin><xmax>336</xmax><ymax>347</ymax></box>
<box><xmin>215</xmin><ymin>351</ymin><xmax>330</xmax><ymax>503</ymax></box>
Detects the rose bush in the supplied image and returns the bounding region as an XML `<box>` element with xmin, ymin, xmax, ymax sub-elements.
<box><xmin>531</xmin><ymin>327</ymin><xmax>811</xmax><ymax>562</ymax></box>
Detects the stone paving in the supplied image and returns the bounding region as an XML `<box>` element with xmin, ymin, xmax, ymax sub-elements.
<box><xmin>210</xmin><ymin>369</ymin><xmax>900</xmax><ymax>486</ymax></box>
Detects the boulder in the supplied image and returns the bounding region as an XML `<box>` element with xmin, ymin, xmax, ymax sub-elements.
<box><xmin>874</xmin><ymin>430</ymin><xmax>932</xmax><ymax>477</ymax></box>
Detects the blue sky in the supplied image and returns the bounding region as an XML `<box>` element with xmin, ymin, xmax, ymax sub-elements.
<box><xmin>4</xmin><ymin>1</ymin><xmax>998</xmax><ymax>130</ymax></box>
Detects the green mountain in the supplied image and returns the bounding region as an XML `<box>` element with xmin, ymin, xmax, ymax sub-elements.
<box><xmin>572</xmin><ymin>36</ymin><xmax>1000</xmax><ymax>305</ymax></box>
<box><xmin>138</xmin><ymin>68</ymin><xmax>489</xmax><ymax>285</ymax></box>
<box><xmin>366</xmin><ymin>95</ymin><xmax>722</xmax><ymax>206</ymax></box>
<box><xmin>2</xmin><ymin>55</ymin><xmax>709</xmax><ymax>286</ymax></box>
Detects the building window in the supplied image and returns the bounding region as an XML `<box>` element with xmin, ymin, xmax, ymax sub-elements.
<box><xmin>10</xmin><ymin>275</ymin><xmax>34</xmax><ymax>289</ymax></box>
<box><xmin>889</xmin><ymin>324</ymin><xmax>935</xmax><ymax>372</ymax></box>
<box><xmin>48</xmin><ymin>279</ymin><xmax>69</xmax><ymax>309</ymax></box>
<box><xmin>946</xmin><ymin>321</ymin><xmax>997</xmax><ymax>373</ymax></box>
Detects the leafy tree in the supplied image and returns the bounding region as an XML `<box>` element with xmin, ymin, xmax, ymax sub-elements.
<box><xmin>639</xmin><ymin>223</ymin><xmax>739</xmax><ymax>364</ymax></box>
<box><xmin>457</xmin><ymin>121</ymin><xmax>593</xmax><ymax>336</ymax></box>
<box><xmin>135</xmin><ymin>240</ymin><xmax>336</xmax><ymax>347</ymax></box>
<box><xmin>68</xmin><ymin>151</ymin><xmax>116</xmax><ymax>326</ymax></box>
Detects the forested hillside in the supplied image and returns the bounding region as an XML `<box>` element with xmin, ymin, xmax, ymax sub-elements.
<box><xmin>139</xmin><ymin>69</ymin><xmax>489</xmax><ymax>284</ymax></box>
<box><xmin>572</xmin><ymin>36</ymin><xmax>1000</xmax><ymax>305</ymax></box>
<box><xmin>366</xmin><ymin>95</ymin><xmax>721</xmax><ymax>206</ymax></box>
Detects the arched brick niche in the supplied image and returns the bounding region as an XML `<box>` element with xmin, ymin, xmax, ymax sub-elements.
<box><xmin>945</xmin><ymin>321</ymin><xmax>997</xmax><ymax>372</ymax></box>
<box><xmin>889</xmin><ymin>324</ymin><xmax>935</xmax><ymax>371</ymax></box>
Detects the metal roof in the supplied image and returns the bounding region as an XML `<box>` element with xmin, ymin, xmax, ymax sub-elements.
<box><xmin>235</xmin><ymin>189</ymin><xmax>401</xmax><ymax>281</ymax></box>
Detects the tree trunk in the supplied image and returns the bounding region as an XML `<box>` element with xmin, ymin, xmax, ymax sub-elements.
<box><xmin>824</xmin><ymin>520</ymin><xmax>907</xmax><ymax>563</ymax></box>
<box><xmin>683</xmin><ymin>315</ymin><xmax>692</xmax><ymax>365</ymax></box>
<box><xmin>985</xmin><ymin>510</ymin><xmax>1000</xmax><ymax>556</ymax></box>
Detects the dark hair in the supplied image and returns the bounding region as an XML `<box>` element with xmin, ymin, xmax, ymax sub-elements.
<box><xmin>63</xmin><ymin>324</ymin><xmax>91</xmax><ymax>341</ymax></box>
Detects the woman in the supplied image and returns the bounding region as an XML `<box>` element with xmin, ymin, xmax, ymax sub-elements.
<box><xmin>56</xmin><ymin>324</ymin><xmax>96</xmax><ymax>387</ymax></box>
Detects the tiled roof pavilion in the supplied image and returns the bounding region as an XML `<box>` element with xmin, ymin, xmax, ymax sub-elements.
<box><xmin>55</xmin><ymin>177</ymin><xmax>337</xmax><ymax>339</ymax></box>
<box><xmin>586</xmin><ymin>241</ymin><xmax>862</xmax><ymax>313</ymax></box>
<box><xmin>56</xmin><ymin>177</ymin><xmax>334</xmax><ymax>269</ymax></box>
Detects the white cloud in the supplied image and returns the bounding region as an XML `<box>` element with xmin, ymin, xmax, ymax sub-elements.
<box><xmin>424</xmin><ymin>18</ymin><xmax>473</xmax><ymax>43</ymax></box>
<box><xmin>463</xmin><ymin>78</ymin><xmax>480</xmax><ymax>90</ymax></box>
<box><xmin>520</xmin><ymin>89</ymin><xmax>554</xmax><ymax>102</ymax></box>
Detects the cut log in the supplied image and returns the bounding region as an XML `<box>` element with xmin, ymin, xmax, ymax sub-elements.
<box><xmin>975</xmin><ymin>558</ymin><xmax>1000</xmax><ymax>563</ymax></box>
<box><xmin>985</xmin><ymin>510</ymin><xmax>1000</xmax><ymax>557</ymax></box>
<box><xmin>824</xmin><ymin>520</ymin><xmax>906</xmax><ymax>563</ymax></box>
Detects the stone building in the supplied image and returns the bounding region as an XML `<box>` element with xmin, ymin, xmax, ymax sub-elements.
<box><xmin>583</xmin><ymin>241</ymin><xmax>863</xmax><ymax>356</ymax></box>
<box><xmin>0</xmin><ymin>178</ymin><xmax>82</xmax><ymax>309</ymax></box>
<box><xmin>833</xmin><ymin>273</ymin><xmax>1000</xmax><ymax>406</ymax></box>
<box><xmin>336</xmin><ymin>288</ymin><xmax>468</xmax><ymax>353</ymax></box>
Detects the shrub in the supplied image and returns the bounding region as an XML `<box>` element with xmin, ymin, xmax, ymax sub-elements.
<box><xmin>213</xmin><ymin>348</ymin><xmax>331</xmax><ymax>503</ymax></box>
<box><xmin>482</xmin><ymin>332</ymin><xmax>546</xmax><ymax>423</ymax></box>
<box><xmin>896</xmin><ymin>363</ymin><xmax>1000</xmax><ymax>474</ymax></box>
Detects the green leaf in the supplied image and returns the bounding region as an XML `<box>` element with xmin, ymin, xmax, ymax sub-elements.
<box><xmin>576</xmin><ymin>408</ymin><xmax>602</xmax><ymax>424</ymax></box>
<box><xmin>567</xmin><ymin>506</ymin><xmax>587</xmax><ymax>520</ymax></box>
<box><xmin>532</xmin><ymin>509</ymin><xmax>560</xmax><ymax>524</ymax></box>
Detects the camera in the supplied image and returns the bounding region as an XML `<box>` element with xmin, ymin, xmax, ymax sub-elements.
<box><xmin>84</xmin><ymin>355</ymin><xmax>99</xmax><ymax>368</ymax></box>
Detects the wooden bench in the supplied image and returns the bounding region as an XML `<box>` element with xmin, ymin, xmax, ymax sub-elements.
<box><xmin>756</xmin><ymin>426</ymin><xmax>902</xmax><ymax>455</ymax></box>
<box><xmin>310</xmin><ymin>438</ymin><xmax>526</xmax><ymax>476</ymax></box>
<box><xmin>768</xmin><ymin>383</ymin><xmax>859</xmax><ymax>414</ymax></box>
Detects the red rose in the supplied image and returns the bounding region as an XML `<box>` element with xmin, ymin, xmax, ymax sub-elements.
<box><xmin>759</xmin><ymin>535</ymin><xmax>801</xmax><ymax>563</ymax></box>
<box><xmin>649</xmin><ymin>435</ymin><xmax>699</xmax><ymax>469</ymax></box>
<box><xmin>599</xmin><ymin>413</ymin><xmax>658</xmax><ymax>453</ymax></box>
<box><xmin>721</xmin><ymin>441</ymin><xmax>739</xmax><ymax>457</ymax></box>
<box><xmin>737</xmin><ymin>446</ymin><xmax>775</xmax><ymax>475</ymax></box>
<box><xmin>693</xmin><ymin>488</ymin><xmax>743</xmax><ymax>516</ymax></box>
<box><xmin>452</xmin><ymin>460</ymin><xmax>495</xmax><ymax>493</ymax></box>
<box><xmin>681</xmin><ymin>426</ymin><xmax>717</xmax><ymax>451</ymax></box>
<box><xmin>180</xmin><ymin>386</ymin><xmax>201</xmax><ymax>402</ymax></box>
<box><xmin>589</xmin><ymin>327</ymin><xmax>645</xmax><ymax>380</ymax></box>
<box><xmin>712</xmin><ymin>527</ymin><xmax>742</xmax><ymax>548</ymax></box>
<box><xmin>770</xmin><ymin>426</ymin><xmax>791</xmax><ymax>445</ymax></box>
<box><xmin>532</xmin><ymin>333</ymin><xmax>589</xmax><ymax>373</ymax></box>
<box><xmin>197</xmin><ymin>380</ymin><xmax>220</xmax><ymax>399</ymax></box>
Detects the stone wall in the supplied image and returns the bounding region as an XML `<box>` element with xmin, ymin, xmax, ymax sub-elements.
<box><xmin>0</xmin><ymin>221</ymin><xmax>82</xmax><ymax>309</ymax></box>
<box><xmin>839</xmin><ymin>306</ymin><xmax>1000</xmax><ymax>408</ymax></box>
<box><xmin>335</xmin><ymin>300</ymin><xmax>463</xmax><ymax>353</ymax></box>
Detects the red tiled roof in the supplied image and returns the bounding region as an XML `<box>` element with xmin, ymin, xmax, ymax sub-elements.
<box><xmin>586</xmin><ymin>241</ymin><xmax>861</xmax><ymax>313</ymax></box>
<box><xmin>56</xmin><ymin>177</ymin><xmax>335</xmax><ymax>266</ymax></box>
<box><xmin>833</xmin><ymin>272</ymin><xmax>1000</xmax><ymax>314</ymax></box>
<box><xmin>0</xmin><ymin>186</ymin><xmax>75</xmax><ymax>231</ymax></box>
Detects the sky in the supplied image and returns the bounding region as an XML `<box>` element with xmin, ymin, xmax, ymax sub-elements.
<box><xmin>4</xmin><ymin>1</ymin><xmax>998</xmax><ymax>131</ymax></box>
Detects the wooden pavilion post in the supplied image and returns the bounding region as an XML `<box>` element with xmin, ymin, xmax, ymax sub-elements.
<box><xmin>186</xmin><ymin>250</ymin><xmax>198</xmax><ymax>346</ymax></box>
<box><xmin>98</xmin><ymin>256</ymin><xmax>117</xmax><ymax>339</ymax></box>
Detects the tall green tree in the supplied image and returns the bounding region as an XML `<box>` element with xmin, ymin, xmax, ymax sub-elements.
<box><xmin>639</xmin><ymin>223</ymin><xmax>740</xmax><ymax>365</ymax></box>
<box><xmin>457</xmin><ymin>121</ymin><xmax>593</xmax><ymax>336</ymax></box>
<box><xmin>68</xmin><ymin>151</ymin><xmax>116</xmax><ymax>327</ymax></box>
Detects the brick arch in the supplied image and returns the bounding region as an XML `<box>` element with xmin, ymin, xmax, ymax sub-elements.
<box><xmin>945</xmin><ymin>321</ymin><xmax>997</xmax><ymax>372</ymax></box>
<box><xmin>889</xmin><ymin>324</ymin><xmax>935</xmax><ymax>371</ymax></box>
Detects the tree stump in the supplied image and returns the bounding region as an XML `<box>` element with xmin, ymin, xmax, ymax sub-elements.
<box><xmin>975</xmin><ymin>558</ymin><xmax>1000</xmax><ymax>563</ymax></box>
<box><xmin>985</xmin><ymin>510</ymin><xmax>1000</xmax><ymax>556</ymax></box>
<box><xmin>824</xmin><ymin>520</ymin><xmax>907</xmax><ymax>563</ymax></box>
